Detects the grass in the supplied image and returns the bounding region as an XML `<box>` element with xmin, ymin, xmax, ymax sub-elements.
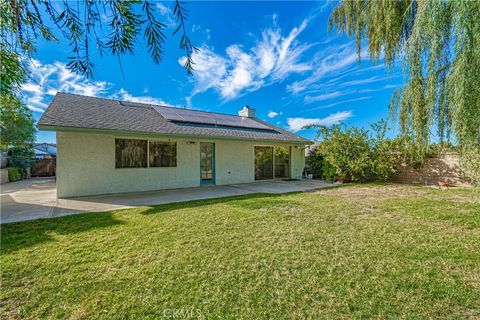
<box><xmin>1</xmin><ymin>184</ymin><xmax>479</xmax><ymax>319</ymax></box>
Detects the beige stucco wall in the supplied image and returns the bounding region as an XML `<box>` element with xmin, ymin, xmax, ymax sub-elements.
<box><xmin>390</xmin><ymin>152</ymin><xmax>472</xmax><ymax>187</ymax></box>
<box><xmin>56</xmin><ymin>131</ymin><xmax>307</xmax><ymax>198</ymax></box>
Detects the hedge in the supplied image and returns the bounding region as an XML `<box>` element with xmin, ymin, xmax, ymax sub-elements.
<box><xmin>8</xmin><ymin>167</ymin><xmax>22</xmax><ymax>182</ymax></box>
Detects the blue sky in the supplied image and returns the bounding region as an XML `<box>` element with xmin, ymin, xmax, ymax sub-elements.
<box><xmin>22</xmin><ymin>1</ymin><xmax>403</xmax><ymax>143</ymax></box>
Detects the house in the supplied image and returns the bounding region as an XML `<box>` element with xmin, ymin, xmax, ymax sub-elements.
<box><xmin>33</xmin><ymin>143</ymin><xmax>57</xmax><ymax>159</ymax></box>
<box><xmin>38</xmin><ymin>93</ymin><xmax>311</xmax><ymax>198</ymax></box>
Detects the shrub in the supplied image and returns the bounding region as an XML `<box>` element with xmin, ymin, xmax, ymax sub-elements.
<box><xmin>371</xmin><ymin>139</ymin><xmax>403</xmax><ymax>181</ymax></box>
<box><xmin>321</xmin><ymin>159</ymin><xmax>337</xmax><ymax>182</ymax></box>
<box><xmin>306</xmin><ymin>148</ymin><xmax>323</xmax><ymax>179</ymax></box>
<box><xmin>8</xmin><ymin>146</ymin><xmax>34</xmax><ymax>169</ymax></box>
<box><xmin>311</xmin><ymin>123</ymin><xmax>402</xmax><ymax>182</ymax></box>
<box><xmin>313</xmin><ymin>125</ymin><xmax>372</xmax><ymax>182</ymax></box>
<box><xmin>8</xmin><ymin>167</ymin><xmax>21</xmax><ymax>182</ymax></box>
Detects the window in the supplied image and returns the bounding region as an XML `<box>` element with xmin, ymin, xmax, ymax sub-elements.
<box><xmin>149</xmin><ymin>142</ymin><xmax>177</xmax><ymax>167</ymax></box>
<box><xmin>115</xmin><ymin>139</ymin><xmax>147</xmax><ymax>168</ymax></box>
<box><xmin>115</xmin><ymin>139</ymin><xmax>177</xmax><ymax>168</ymax></box>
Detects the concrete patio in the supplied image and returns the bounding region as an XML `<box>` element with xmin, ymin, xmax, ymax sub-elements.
<box><xmin>1</xmin><ymin>178</ymin><xmax>333</xmax><ymax>224</ymax></box>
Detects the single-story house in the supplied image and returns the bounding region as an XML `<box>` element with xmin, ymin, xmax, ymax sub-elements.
<box><xmin>38</xmin><ymin>93</ymin><xmax>311</xmax><ymax>198</ymax></box>
<box><xmin>33</xmin><ymin>143</ymin><xmax>57</xmax><ymax>159</ymax></box>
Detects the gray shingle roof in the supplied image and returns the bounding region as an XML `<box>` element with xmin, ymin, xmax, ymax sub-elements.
<box><xmin>38</xmin><ymin>93</ymin><xmax>310</xmax><ymax>143</ymax></box>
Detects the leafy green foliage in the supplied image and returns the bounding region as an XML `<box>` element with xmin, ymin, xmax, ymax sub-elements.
<box><xmin>0</xmin><ymin>49</ymin><xmax>26</xmax><ymax>95</ymax></box>
<box><xmin>0</xmin><ymin>46</ymin><xmax>35</xmax><ymax>151</ymax></box>
<box><xmin>0</xmin><ymin>93</ymin><xmax>35</xmax><ymax>150</ymax></box>
<box><xmin>306</xmin><ymin>148</ymin><xmax>323</xmax><ymax>178</ymax></box>
<box><xmin>330</xmin><ymin>0</ymin><xmax>480</xmax><ymax>149</ymax></box>
<box><xmin>460</xmin><ymin>146</ymin><xmax>480</xmax><ymax>185</ymax></box>
<box><xmin>313</xmin><ymin>125</ymin><xmax>372</xmax><ymax>182</ymax></box>
<box><xmin>321</xmin><ymin>157</ymin><xmax>336</xmax><ymax>182</ymax></box>
<box><xmin>7</xmin><ymin>167</ymin><xmax>21</xmax><ymax>182</ymax></box>
<box><xmin>310</xmin><ymin>123</ymin><xmax>402</xmax><ymax>182</ymax></box>
<box><xmin>8</xmin><ymin>146</ymin><xmax>34</xmax><ymax>170</ymax></box>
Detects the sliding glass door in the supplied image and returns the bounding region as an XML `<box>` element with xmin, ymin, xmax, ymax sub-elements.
<box><xmin>254</xmin><ymin>146</ymin><xmax>291</xmax><ymax>180</ymax></box>
<box><xmin>274</xmin><ymin>146</ymin><xmax>290</xmax><ymax>179</ymax></box>
<box><xmin>254</xmin><ymin>146</ymin><xmax>274</xmax><ymax>180</ymax></box>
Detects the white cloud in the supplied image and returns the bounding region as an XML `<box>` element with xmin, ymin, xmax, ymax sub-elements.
<box><xmin>21</xmin><ymin>59</ymin><xmax>110</xmax><ymax>112</ymax></box>
<box><xmin>192</xmin><ymin>24</ymin><xmax>201</xmax><ymax>32</ymax></box>
<box><xmin>21</xmin><ymin>59</ymin><xmax>177</xmax><ymax>112</ymax></box>
<box><xmin>155</xmin><ymin>3</ymin><xmax>176</xmax><ymax>28</ymax></box>
<box><xmin>288</xmin><ymin>45</ymin><xmax>367</xmax><ymax>94</ymax></box>
<box><xmin>339</xmin><ymin>76</ymin><xmax>384</xmax><ymax>87</ymax></box>
<box><xmin>179</xmin><ymin>47</ymin><xmax>227</xmax><ymax>96</ymax></box>
<box><xmin>287</xmin><ymin>111</ymin><xmax>353</xmax><ymax>132</ymax></box>
<box><xmin>110</xmin><ymin>88</ymin><xmax>177</xmax><ymax>107</ymax></box>
<box><xmin>219</xmin><ymin>45</ymin><xmax>264</xmax><ymax>99</ymax></box>
<box><xmin>267</xmin><ymin>111</ymin><xmax>281</xmax><ymax>118</ymax></box>
<box><xmin>358</xmin><ymin>84</ymin><xmax>402</xmax><ymax>93</ymax></box>
<box><xmin>304</xmin><ymin>91</ymin><xmax>343</xmax><ymax>103</ymax></box>
<box><xmin>307</xmin><ymin>96</ymin><xmax>372</xmax><ymax>111</ymax></box>
<box><xmin>181</xmin><ymin>17</ymin><xmax>313</xmax><ymax>100</ymax></box>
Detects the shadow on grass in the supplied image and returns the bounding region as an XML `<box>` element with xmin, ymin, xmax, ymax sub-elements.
<box><xmin>1</xmin><ymin>211</ymin><xmax>124</xmax><ymax>254</ymax></box>
<box><xmin>1</xmin><ymin>194</ymin><xmax>283</xmax><ymax>254</ymax></box>
<box><xmin>140</xmin><ymin>192</ymin><xmax>292</xmax><ymax>215</ymax></box>
<box><xmin>1</xmin><ymin>189</ymin><xmax>333</xmax><ymax>254</ymax></box>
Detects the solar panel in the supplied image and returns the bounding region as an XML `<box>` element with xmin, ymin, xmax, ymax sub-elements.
<box><xmin>153</xmin><ymin>106</ymin><xmax>272</xmax><ymax>130</ymax></box>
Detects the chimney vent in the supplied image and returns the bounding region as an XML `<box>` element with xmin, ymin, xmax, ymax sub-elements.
<box><xmin>238</xmin><ymin>105</ymin><xmax>256</xmax><ymax>118</ymax></box>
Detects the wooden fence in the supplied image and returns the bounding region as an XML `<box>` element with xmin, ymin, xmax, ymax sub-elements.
<box><xmin>31</xmin><ymin>159</ymin><xmax>56</xmax><ymax>177</ymax></box>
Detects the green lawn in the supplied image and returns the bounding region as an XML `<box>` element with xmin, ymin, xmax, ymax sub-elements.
<box><xmin>1</xmin><ymin>184</ymin><xmax>479</xmax><ymax>319</ymax></box>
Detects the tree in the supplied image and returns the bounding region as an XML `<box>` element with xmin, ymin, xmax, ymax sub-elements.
<box><xmin>0</xmin><ymin>93</ymin><xmax>35</xmax><ymax>150</ymax></box>
<box><xmin>0</xmin><ymin>49</ymin><xmax>34</xmax><ymax>151</ymax></box>
<box><xmin>329</xmin><ymin>0</ymin><xmax>480</xmax><ymax>150</ymax></box>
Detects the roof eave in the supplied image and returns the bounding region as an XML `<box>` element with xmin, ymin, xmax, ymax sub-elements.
<box><xmin>37</xmin><ymin>124</ymin><xmax>313</xmax><ymax>144</ymax></box>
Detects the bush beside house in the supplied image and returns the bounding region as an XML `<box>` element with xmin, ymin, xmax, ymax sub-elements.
<box><xmin>306</xmin><ymin>124</ymin><xmax>402</xmax><ymax>183</ymax></box>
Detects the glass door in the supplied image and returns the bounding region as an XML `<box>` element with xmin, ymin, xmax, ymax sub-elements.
<box><xmin>254</xmin><ymin>146</ymin><xmax>274</xmax><ymax>180</ymax></box>
<box><xmin>274</xmin><ymin>146</ymin><xmax>290</xmax><ymax>179</ymax></box>
<box><xmin>200</xmin><ymin>142</ymin><xmax>215</xmax><ymax>184</ymax></box>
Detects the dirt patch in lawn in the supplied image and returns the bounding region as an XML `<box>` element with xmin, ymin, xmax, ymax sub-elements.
<box><xmin>314</xmin><ymin>184</ymin><xmax>417</xmax><ymax>201</ymax></box>
<box><xmin>314</xmin><ymin>183</ymin><xmax>479</xmax><ymax>204</ymax></box>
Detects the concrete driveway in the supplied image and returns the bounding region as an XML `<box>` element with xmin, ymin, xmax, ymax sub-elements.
<box><xmin>1</xmin><ymin>178</ymin><xmax>333</xmax><ymax>224</ymax></box>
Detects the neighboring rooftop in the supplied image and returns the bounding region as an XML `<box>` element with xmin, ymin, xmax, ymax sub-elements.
<box><xmin>38</xmin><ymin>93</ymin><xmax>310</xmax><ymax>143</ymax></box>
<box><xmin>33</xmin><ymin>143</ymin><xmax>57</xmax><ymax>155</ymax></box>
